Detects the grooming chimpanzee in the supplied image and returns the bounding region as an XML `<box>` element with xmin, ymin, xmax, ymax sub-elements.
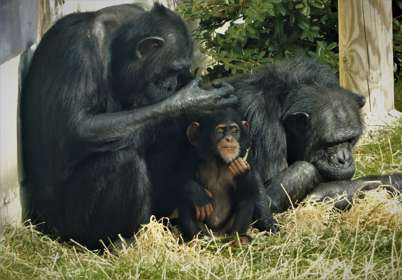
<box><xmin>178</xmin><ymin>109</ymin><xmax>276</xmax><ymax>242</ymax></box>
<box><xmin>21</xmin><ymin>4</ymin><xmax>237</xmax><ymax>249</ymax></box>
<box><xmin>225</xmin><ymin>58</ymin><xmax>402</xmax><ymax>214</ymax></box>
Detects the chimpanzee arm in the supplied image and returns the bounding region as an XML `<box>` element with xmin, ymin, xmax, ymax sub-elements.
<box><xmin>178</xmin><ymin>179</ymin><xmax>210</xmax><ymax>241</ymax></box>
<box><xmin>265</xmin><ymin>161</ymin><xmax>322</xmax><ymax>213</ymax></box>
<box><xmin>229</xmin><ymin>170</ymin><xmax>260</xmax><ymax>234</ymax></box>
<box><xmin>306</xmin><ymin>172</ymin><xmax>402</xmax><ymax>209</ymax></box>
<box><xmin>75</xmin><ymin>80</ymin><xmax>236</xmax><ymax>152</ymax></box>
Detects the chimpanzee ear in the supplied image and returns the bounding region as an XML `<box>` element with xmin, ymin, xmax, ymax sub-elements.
<box><xmin>136</xmin><ymin>36</ymin><xmax>165</xmax><ymax>59</ymax></box>
<box><xmin>283</xmin><ymin>112</ymin><xmax>310</xmax><ymax>121</ymax></box>
<box><xmin>354</xmin><ymin>94</ymin><xmax>366</xmax><ymax>108</ymax></box>
<box><xmin>241</xmin><ymin>121</ymin><xmax>249</xmax><ymax>129</ymax></box>
<box><xmin>186</xmin><ymin>122</ymin><xmax>200</xmax><ymax>146</ymax></box>
<box><xmin>282</xmin><ymin>111</ymin><xmax>311</xmax><ymax>129</ymax></box>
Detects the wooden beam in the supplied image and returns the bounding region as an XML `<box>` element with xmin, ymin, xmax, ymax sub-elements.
<box><xmin>338</xmin><ymin>0</ymin><xmax>394</xmax><ymax>116</ymax></box>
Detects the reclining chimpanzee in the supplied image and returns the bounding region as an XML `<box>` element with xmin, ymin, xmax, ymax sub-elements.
<box><xmin>226</xmin><ymin>58</ymin><xmax>402</xmax><ymax>214</ymax></box>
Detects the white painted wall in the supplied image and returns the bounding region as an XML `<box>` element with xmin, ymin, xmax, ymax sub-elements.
<box><xmin>0</xmin><ymin>55</ymin><xmax>22</xmax><ymax>232</ymax></box>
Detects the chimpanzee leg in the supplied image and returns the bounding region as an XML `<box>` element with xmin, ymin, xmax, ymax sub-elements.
<box><xmin>177</xmin><ymin>201</ymin><xmax>203</xmax><ymax>241</ymax></box>
<box><xmin>253</xmin><ymin>188</ymin><xmax>277</xmax><ymax>232</ymax></box>
<box><xmin>61</xmin><ymin>149</ymin><xmax>151</xmax><ymax>249</ymax></box>
<box><xmin>251</xmin><ymin>172</ymin><xmax>278</xmax><ymax>232</ymax></box>
<box><xmin>265</xmin><ymin>161</ymin><xmax>322</xmax><ymax>213</ymax></box>
<box><xmin>307</xmin><ymin>172</ymin><xmax>402</xmax><ymax>209</ymax></box>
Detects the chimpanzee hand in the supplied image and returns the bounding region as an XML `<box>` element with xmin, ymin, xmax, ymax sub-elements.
<box><xmin>194</xmin><ymin>189</ymin><xmax>214</xmax><ymax>222</ymax></box>
<box><xmin>169</xmin><ymin>78</ymin><xmax>238</xmax><ymax>114</ymax></box>
<box><xmin>228</xmin><ymin>158</ymin><xmax>250</xmax><ymax>178</ymax></box>
<box><xmin>183</xmin><ymin>180</ymin><xmax>214</xmax><ymax>222</ymax></box>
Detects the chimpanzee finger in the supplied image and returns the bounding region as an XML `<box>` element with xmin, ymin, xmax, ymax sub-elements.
<box><xmin>205</xmin><ymin>189</ymin><xmax>213</xmax><ymax>198</ymax></box>
<box><xmin>233</xmin><ymin>160</ymin><xmax>244</xmax><ymax>174</ymax></box>
<box><xmin>236</xmin><ymin>159</ymin><xmax>246</xmax><ymax>172</ymax></box>
<box><xmin>214</xmin><ymin>82</ymin><xmax>234</xmax><ymax>97</ymax></box>
<box><xmin>200</xmin><ymin>206</ymin><xmax>205</xmax><ymax>221</ymax></box>
<box><xmin>211</xmin><ymin>80</ymin><xmax>232</xmax><ymax>90</ymax></box>
<box><xmin>205</xmin><ymin>204</ymin><xmax>213</xmax><ymax>218</ymax></box>
<box><xmin>214</xmin><ymin>95</ymin><xmax>238</xmax><ymax>111</ymax></box>
<box><xmin>238</xmin><ymin>159</ymin><xmax>250</xmax><ymax>172</ymax></box>
<box><xmin>228</xmin><ymin>164</ymin><xmax>236</xmax><ymax>176</ymax></box>
<box><xmin>237</xmin><ymin>160</ymin><xmax>248</xmax><ymax>174</ymax></box>
<box><xmin>228</xmin><ymin>163</ymin><xmax>237</xmax><ymax>176</ymax></box>
<box><xmin>204</xmin><ymin>205</ymin><xmax>210</xmax><ymax>218</ymax></box>
<box><xmin>187</xmin><ymin>76</ymin><xmax>202</xmax><ymax>89</ymax></box>
<box><xmin>229</xmin><ymin>162</ymin><xmax>240</xmax><ymax>176</ymax></box>
<box><xmin>220</xmin><ymin>95</ymin><xmax>238</xmax><ymax>106</ymax></box>
<box><xmin>208</xmin><ymin>204</ymin><xmax>214</xmax><ymax>216</ymax></box>
<box><xmin>195</xmin><ymin>206</ymin><xmax>200</xmax><ymax>220</ymax></box>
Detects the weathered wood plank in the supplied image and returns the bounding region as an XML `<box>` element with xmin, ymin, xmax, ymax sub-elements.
<box><xmin>338</xmin><ymin>0</ymin><xmax>394</xmax><ymax>116</ymax></box>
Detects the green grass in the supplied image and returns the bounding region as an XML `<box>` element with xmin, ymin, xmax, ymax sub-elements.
<box><xmin>1</xmin><ymin>119</ymin><xmax>401</xmax><ymax>280</ymax></box>
<box><xmin>354</xmin><ymin>119</ymin><xmax>402</xmax><ymax>177</ymax></box>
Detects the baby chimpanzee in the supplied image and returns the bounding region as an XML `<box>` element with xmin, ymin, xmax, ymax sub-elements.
<box><xmin>178</xmin><ymin>108</ymin><xmax>275</xmax><ymax>242</ymax></box>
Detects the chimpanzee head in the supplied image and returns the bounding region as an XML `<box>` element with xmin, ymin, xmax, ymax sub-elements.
<box><xmin>283</xmin><ymin>86</ymin><xmax>365</xmax><ymax>181</ymax></box>
<box><xmin>110</xmin><ymin>4</ymin><xmax>193</xmax><ymax>108</ymax></box>
<box><xmin>186</xmin><ymin>109</ymin><xmax>249</xmax><ymax>163</ymax></box>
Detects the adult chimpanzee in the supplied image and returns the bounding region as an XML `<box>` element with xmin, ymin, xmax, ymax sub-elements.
<box><xmin>224</xmin><ymin>58</ymin><xmax>402</xmax><ymax>213</ymax></box>
<box><xmin>178</xmin><ymin>108</ymin><xmax>276</xmax><ymax>242</ymax></box>
<box><xmin>21</xmin><ymin>4</ymin><xmax>237</xmax><ymax>249</ymax></box>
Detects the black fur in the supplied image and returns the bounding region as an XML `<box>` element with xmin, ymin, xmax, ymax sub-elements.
<box><xmin>21</xmin><ymin>4</ymin><xmax>236</xmax><ymax>249</ymax></box>
<box><xmin>227</xmin><ymin>58</ymin><xmax>399</xmax><ymax>212</ymax></box>
<box><xmin>177</xmin><ymin>109</ymin><xmax>276</xmax><ymax>241</ymax></box>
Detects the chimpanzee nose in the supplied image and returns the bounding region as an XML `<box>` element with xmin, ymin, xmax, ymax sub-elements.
<box><xmin>225</xmin><ymin>136</ymin><xmax>233</xmax><ymax>142</ymax></box>
<box><xmin>336</xmin><ymin>150</ymin><xmax>351</xmax><ymax>166</ymax></box>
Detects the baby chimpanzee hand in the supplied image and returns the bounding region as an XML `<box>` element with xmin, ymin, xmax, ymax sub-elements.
<box><xmin>228</xmin><ymin>158</ymin><xmax>250</xmax><ymax>178</ymax></box>
<box><xmin>194</xmin><ymin>189</ymin><xmax>214</xmax><ymax>221</ymax></box>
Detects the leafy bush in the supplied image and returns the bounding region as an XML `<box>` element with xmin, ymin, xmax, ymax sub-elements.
<box><xmin>178</xmin><ymin>0</ymin><xmax>402</xmax><ymax>88</ymax></box>
<box><xmin>394</xmin><ymin>1</ymin><xmax>402</xmax><ymax>81</ymax></box>
<box><xmin>178</xmin><ymin>0</ymin><xmax>338</xmax><ymax>80</ymax></box>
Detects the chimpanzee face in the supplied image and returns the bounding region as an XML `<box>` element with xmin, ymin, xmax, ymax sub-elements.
<box><xmin>143</xmin><ymin>55</ymin><xmax>193</xmax><ymax>104</ymax></box>
<box><xmin>213</xmin><ymin>122</ymin><xmax>241</xmax><ymax>163</ymax></box>
<box><xmin>110</xmin><ymin>4</ymin><xmax>193</xmax><ymax>108</ymax></box>
<box><xmin>305</xmin><ymin>100</ymin><xmax>363</xmax><ymax>181</ymax></box>
<box><xmin>186</xmin><ymin>109</ymin><xmax>249</xmax><ymax>164</ymax></box>
<box><xmin>284</xmin><ymin>87</ymin><xmax>365</xmax><ymax>181</ymax></box>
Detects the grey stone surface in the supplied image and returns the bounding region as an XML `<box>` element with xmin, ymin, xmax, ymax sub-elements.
<box><xmin>0</xmin><ymin>0</ymin><xmax>38</xmax><ymax>64</ymax></box>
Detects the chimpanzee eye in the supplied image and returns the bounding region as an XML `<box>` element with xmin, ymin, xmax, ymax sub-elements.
<box><xmin>216</xmin><ymin>127</ymin><xmax>224</xmax><ymax>135</ymax></box>
<box><xmin>230</xmin><ymin>125</ymin><xmax>239</xmax><ymax>134</ymax></box>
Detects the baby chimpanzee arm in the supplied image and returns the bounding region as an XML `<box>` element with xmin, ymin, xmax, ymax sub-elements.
<box><xmin>228</xmin><ymin>170</ymin><xmax>260</xmax><ymax>234</ymax></box>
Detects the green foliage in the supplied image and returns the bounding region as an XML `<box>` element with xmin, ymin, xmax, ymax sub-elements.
<box><xmin>394</xmin><ymin>1</ymin><xmax>402</xmax><ymax>79</ymax></box>
<box><xmin>177</xmin><ymin>0</ymin><xmax>338</xmax><ymax>79</ymax></box>
<box><xmin>178</xmin><ymin>0</ymin><xmax>402</xmax><ymax>87</ymax></box>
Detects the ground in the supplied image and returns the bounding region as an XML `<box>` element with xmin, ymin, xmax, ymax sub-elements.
<box><xmin>0</xmin><ymin>119</ymin><xmax>401</xmax><ymax>280</ymax></box>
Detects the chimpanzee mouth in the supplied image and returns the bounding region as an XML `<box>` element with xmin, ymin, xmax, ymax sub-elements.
<box><xmin>314</xmin><ymin>159</ymin><xmax>356</xmax><ymax>181</ymax></box>
<box><xmin>219</xmin><ymin>145</ymin><xmax>240</xmax><ymax>163</ymax></box>
<box><xmin>222</xmin><ymin>145</ymin><xmax>238</xmax><ymax>150</ymax></box>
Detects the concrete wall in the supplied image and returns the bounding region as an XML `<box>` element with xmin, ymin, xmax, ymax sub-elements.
<box><xmin>0</xmin><ymin>0</ymin><xmax>177</xmax><ymax>233</ymax></box>
<box><xmin>0</xmin><ymin>0</ymin><xmax>37</xmax><ymax>232</ymax></box>
<box><xmin>0</xmin><ymin>55</ymin><xmax>23</xmax><ymax>232</ymax></box>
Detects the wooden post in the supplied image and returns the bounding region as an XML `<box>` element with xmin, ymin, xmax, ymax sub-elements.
<box><xmin>338</xmin><ymin>0</ymin><xmax>394</xmax><ymax>117</ymax></box>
